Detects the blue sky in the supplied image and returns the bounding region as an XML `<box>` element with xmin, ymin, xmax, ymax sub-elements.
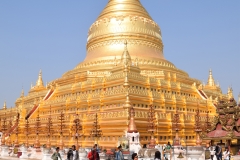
<box><xmin>0</xmin><ymin>1</ymin><xmax>239</xmax><ymax>107</ymax></box>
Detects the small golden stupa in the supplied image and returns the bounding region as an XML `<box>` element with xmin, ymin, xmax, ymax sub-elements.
<box><xmin>1</xmin><ymin>0</ymin><xmax>228</xmax><ymax>148</ymax></box>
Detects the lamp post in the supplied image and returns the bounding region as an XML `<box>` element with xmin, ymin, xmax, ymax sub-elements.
<box><xmin>24</xmin><ymin>119</ymin><xmax>30</xmax><ymax>147</ymax></box>
<box><xmin>58</xmin><ymin>111</ymin><xmax>65</xmax><ymax>150</ymax></box>
<box><xmin>46</xmin><ymin>105</ymin><xmax>53</xmax><ymax>148</ymax></box>
<box><xmin>35</xmin><ymin>108</ymin><xmax>41</xmax><ymax>148</ymax></box>
<box><xmin>90</xmin><ymin>113</ymin><xmax>102</xmax><ymax>145</ymax></box>
<box><xmin>195</xmin><ymin>104</ymin><xmax>202</xmax><ymax>146</ymax></box>
<box><xmin>71</xmin><ymin>115</ymin><xmax>83</xmax><ymax>150</ymax></box>
<box><xmin>13</xmin><ymin>112</ymin><xmax>20</xmax><ymax>147</ymax></box>
<box><xmin>1</xmin><ymin>111</ymin><xmax>7</xmax><ymax>146</ymax></box>
<box><xmin>147</xmin><ymin>104</ymin><xmax>156</xmax><ymax>148</ymax></box>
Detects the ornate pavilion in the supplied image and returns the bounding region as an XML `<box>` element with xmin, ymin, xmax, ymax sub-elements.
<box><xmin>0</xmin><ymin>0</ymin><xmax>232</xmax><ymax>148</ymax></box>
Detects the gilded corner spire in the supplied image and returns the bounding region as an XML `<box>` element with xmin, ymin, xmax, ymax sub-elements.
<box><xmin>3</xmin><ymin>101</ymin><xmax>7</xmax><ymax>110</ymax></box>
<box><xmin>207</xmin><ymin>69</ymin><xmax>215</xmax><ymax>87</ymax></box>
<box><xmin>121</xmin><ymin>40</ymin><xmax>132</xmax><ymax>67</ymax></box>
<box><xmin>36</xmin><ymin>69</ymin><xmax>44</xmax><ymax>87</ymax></box>
<box><xmin>128</xmin><ymin>106</ymin><xmax>138</xmax><ymax>133</ymax></box>
<box><xmin>20</xmin><ymin>88</ymin><xmax>24</xmax><ymax>97</ymax></box>
<box><xmin>228</xmin><ymin>87</ymin><xmax>234</xmax><ymax>99</ymax></box>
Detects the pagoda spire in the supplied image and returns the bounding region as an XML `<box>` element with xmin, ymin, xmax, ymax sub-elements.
<box><xmin>3</xmin><ymin>101</ymin><xmax>7</xmax><ymax>110</ymax></box>
<box><xmin>207</xmin><ymin>69</ymin><xmax>215</xmax><ymax>86</ymax></box>
<box><xmin>121</xmin><ymin>40</ymin><xmax>132</xmax><ymax>67</ymax></box>
<box><xmin>128</xmin><ymin>107</ymin><xmax>137</xmax><ymax>133</ymax></box>
<box><xmin>36</xmin><ymin>69</ymin><xmax>44</xmax><ymax>87</ymax></box>
<box><xmin>20</xmin><ymin>88</ymin><xmax>24</xmax><ymax>97</ymax></box>
<box><xmin>227</xmin><ymin>87</ymin><xmax>234</xmax><ymax>99</ymax></box>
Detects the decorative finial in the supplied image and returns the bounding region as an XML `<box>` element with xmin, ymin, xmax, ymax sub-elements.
<box><xmin>21</xmin><ymin>88</ymin><xmax>24</xmax><ymax>97</ymax></box>
<box><xmin>228</xmin><ymin>86</ymin><xmax>234</xmax><ymax>99</ymax></box>
<box><xmin>121</xmin><ymin>40</ymin><xmax>132</xmax><ymax>67</ymax></box>
<box><xmin>3</xmin><ymin>101</ymin><xmax>7</xmax><ymax>110</ymax></box>
<box><xmin>128</xmin><ymin>106</ymin><xmax>138</xmax><ymax>133</ymax></box>
<box><xmin>207</xmin><ymin>69</ymin><xmax>215</xmax><ymax>87</ymax></box>
<box><xmin>31</xmin><ymin>82</ymin><xmax>33</xmax><ymax>89</ymax></box>
<box><xmin>36</xmin><ymin>69</ymin><xmax>44</xmax><ymax>87</ymax></box>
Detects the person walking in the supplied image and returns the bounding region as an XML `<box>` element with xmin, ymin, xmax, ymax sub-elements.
<box><xmin>51</xmin><ymin>147</ymin><xmax>62</xmax><ymax>160</ymax></box>
<box><xmin>115</xmin><ymin>146</ymin><xmax>124</xmax><ymax>160</ymax></box>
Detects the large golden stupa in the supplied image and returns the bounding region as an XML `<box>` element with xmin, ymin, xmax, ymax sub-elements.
<box><xmin>0</xmin><ymin>0</ymin><xmax>231</xmax><ymax>148</ymax></box>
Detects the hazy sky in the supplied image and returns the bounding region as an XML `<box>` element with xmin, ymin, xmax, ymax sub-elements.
<box><xmin>0</xmin><ymin>1</ymin><xmax>239</xmax><ymax>107</ymax></box>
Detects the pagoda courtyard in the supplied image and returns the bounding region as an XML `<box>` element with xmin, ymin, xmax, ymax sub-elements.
<box><xmin>0</xmin><ymin>0</ymin><xmax>239</xmax><ymax>160</ymax></box>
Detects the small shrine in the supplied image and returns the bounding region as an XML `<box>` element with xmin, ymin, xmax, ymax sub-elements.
<box><xmin>202</xmin><ymin>97</ymin><xmax>240</xmax><ymax>154</ymax></box>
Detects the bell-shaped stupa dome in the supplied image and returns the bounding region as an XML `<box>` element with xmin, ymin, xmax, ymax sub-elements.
<box><xmin>85</xmin><ymin>0</ymin><xmax>164</xmax><ymax>62</ymax></box>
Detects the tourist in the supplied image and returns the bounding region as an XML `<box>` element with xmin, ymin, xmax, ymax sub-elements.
<box><xmin>223</xmin><ymin>148</ymin><xmax>230</xmax><ymax>160</ymax></box>
<box><xmin>166</xmin><ymin>142</ymin><xmax>172</xmax><ymax>150</ymax></box>
<box><xmin>132</xmin><ymin>153</ymin><xmax>138</xmax><ymax>160</ymax></box>
<box><xmin>94</xmin><ymin>144</ymin><xmax>100</xmax><ymax>153</ymax></box>
<box><xmin>88</xmin><ymin>145</ymin><xmax>99</xmax><ymax>160</ymax></box>
<box><xmin>72</xmin><ymin>145</ymin><xmax>79</xmax><ymax>160</ymax></box>
<box><xmin>215</xmin><ymin>144</ymin><xmax>222</xmax><ymax>160</ymax></box>
<box><xmin>67</xmin><ymin>147</ymin><xmax>73</xmax><ymax>160</ymax></box>
<box><xmin>51</xmin><ymin>147</ymin><xmax>62</xmax><ymax>160</ymax></box>
<box><xmin>154</xmin><ymin>151</ymin><xmax>161</xmax><ymax>160</ymax></box>
<box><xmin>67</xmin><ymin>145</ymin><xmax>79</xmax><ymax>160</ymax></box>
<box><xmin>210</xmin><ymin>146</ymin><xmax>216</xmax><ymax>160</ymax></box>
<box><xmin>115</xmin><ymin>146</ymin><xmax>124</xmax><ymax>160</ymax></box>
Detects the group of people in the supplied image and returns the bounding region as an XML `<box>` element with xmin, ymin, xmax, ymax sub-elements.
<box><xmin>51</xmin><ymin>145</ymin><xmax>79</xmax><ymax>160</ymax></box>
<box><xmin>51</xmin><ymin>144</ymin><xmax>161</xmax><ymax>160</ymax></box>
<box><xmin>210</xmin><ymin>144</ymin><xmax>230</xmax><ymax>160</ymax></box>
<box><xmin>51</xmin><ymin>144</ymin><xmax>101</xmax><ymax>160</ymax></box>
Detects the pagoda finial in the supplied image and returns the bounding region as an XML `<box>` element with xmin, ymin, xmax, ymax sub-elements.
<box><xmin>227</xmin><ymin>87</ymin><xmax>234</xmax><ymax>99</ymax></box>
<box><xmin>121</xmin><ymin>40</ymin><xmax>132</xmax><ymax>67</ymax></box>
<box><xmin>20</xmin><ymin>88</ymin><xmax>24</xmax><ymax>97</ymax></box>
<box><xmin>3</xmin><ymin>101</ymin><xmax>7</xmax><ymax>110</ymax></box>
<box><xmin>36</xmin><ymin>69</ymin><xmax>44</xmax><ymax>87</ymax></box>
<box><xmin>207</xmin><ymin>69</ymin><xmax>215</xmax><ymax>86</ymax></box>
<box><xmin>128</xmin><ymin>107</ymin><xmax>138</xmax><ymax>133</ymax></box>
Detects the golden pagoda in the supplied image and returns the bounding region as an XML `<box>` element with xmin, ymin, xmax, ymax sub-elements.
<box><xmin>0</xmin><ymin>0</ymin><xmax>229</xmax><ymax>148</ymax></box>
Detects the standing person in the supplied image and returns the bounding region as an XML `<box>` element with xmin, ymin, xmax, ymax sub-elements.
<box><xmin>51</xmin><ymin>147</ymin><xmax>62</xmax><ymax>160</ymax></box>
<box><xmin>72</xmin><ymin>145</ymin><xmax>79</xmax><ymax>160</ymax></box>
<box><xmin>210</xmin><ymin>146</ymin><xmax>216</xmax><ymax>160</ymax></box>
<box><xmin>154</xmin><ymin>151</ymin><xmax>161</xmax><ymax>160</ymax></box>
<box><xmin>67</xmin><ymin>147</ymin><xmax>73</xmax><ymax>160</ymax></box>
<box><xmin>216</xmin><ymin>144</ymin><xmax>222</xmax><ymax>160</ymax></box>
<box><xmin>223</xmin><ymin>148</ymin><xmax>230</xmax><ymax>160</ymax></box>
<box><xmin>87</xmin><ymin>149</ymin><xmax>93</xmax><ymax>160</ymax></box>
<box><xmin>88</xmin><ymin>145</ymin><xmax>99</xmax><ymax>160</ymax></box>
<box><xmin>166</xmin><ymin>142</ymin><xmax>172</xmax><ymax>150</ymax></box>
<box><xmin>115</xmin><ymin>146</ymin><xmax>124</xmax><ymax>160</ymax></box>
<box><xmin>132</xmin><ymin>153</ymin><xmax>138</xmax><ymax>160</ymax></box>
